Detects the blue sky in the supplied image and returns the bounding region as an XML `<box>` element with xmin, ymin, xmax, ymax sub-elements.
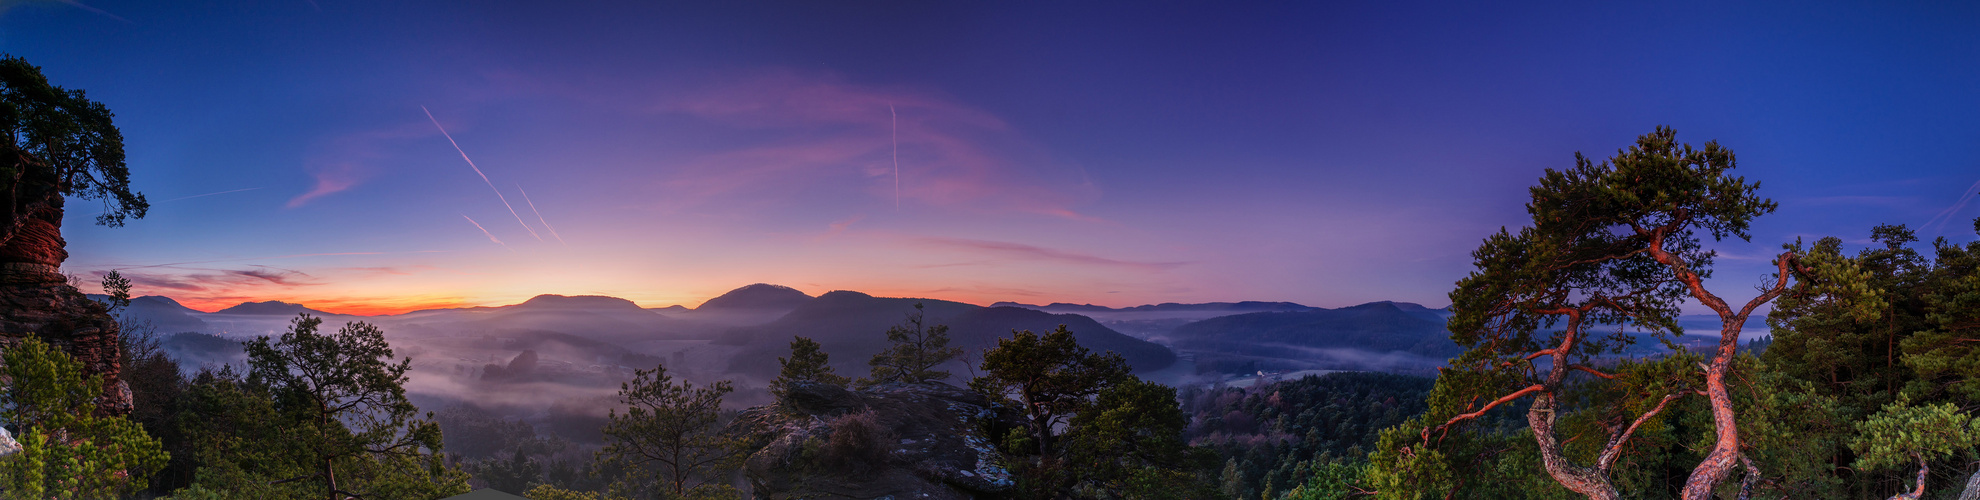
<box><xmin>9</xmin><ymin>0</ymin><xmax>1978</xmax><ymax>313</ymax></box>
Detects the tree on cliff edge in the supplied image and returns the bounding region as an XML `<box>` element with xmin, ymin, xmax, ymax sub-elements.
<box><xmin>1370</xmin><ymin>127</ymin><xmax>1877</xmax><ymax>499</ymax></box>
<box><xmin>860</xmin><ymin>303</ymin><xmax>963</xmax><ymax>387</ymax></box>
<box><xmin>0</xmin><ymin>55</ymin><xmax>147</xmax><ymax>269</ymax></box>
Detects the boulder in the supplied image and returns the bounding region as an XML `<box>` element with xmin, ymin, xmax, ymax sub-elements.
<box><xmin>725</xmin><ymin>381</ymin><xmax>1026</xmax><ymax>499</ymax></box>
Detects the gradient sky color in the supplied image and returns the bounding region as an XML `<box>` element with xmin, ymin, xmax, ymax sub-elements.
<box><xmin>7</xmin><ymin>1</ymin><xmax>1978</xmax><ymax>314</ymax></box>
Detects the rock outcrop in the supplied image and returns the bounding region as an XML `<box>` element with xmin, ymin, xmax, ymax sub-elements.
<box><xmin>725</xmin><ymin>381</ymin><xmax>1025</xmax><ymax>499</ymax></box>
<box><xmin>0</xmin><ymin>267</ymin><xmax>130</xmax><ymax>415</ymax></box>
<box><xmin>0</xmin><ymin>190</ymin><xmax>128</xmax><ymax>415</ymax></box>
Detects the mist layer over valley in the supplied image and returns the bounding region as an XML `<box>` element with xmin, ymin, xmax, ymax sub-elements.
<box><xmin>98</xmin><ymin>282</ymin><xmax>1744</xmax><ymax>460</ymax></box>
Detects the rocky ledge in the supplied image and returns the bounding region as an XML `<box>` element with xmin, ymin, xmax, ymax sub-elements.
<box><xmin>725</xmin><ymin>381</ymin><xmax>1026</xmax><ymax>500</ymax></box>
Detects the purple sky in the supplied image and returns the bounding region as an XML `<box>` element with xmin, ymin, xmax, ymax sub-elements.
<box><xmin>10</xmin><ymin>1</ymin><xmax>1979</xmax><ymax>314</ymax></box>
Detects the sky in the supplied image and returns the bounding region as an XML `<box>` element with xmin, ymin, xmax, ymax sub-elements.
<box><xmin>5</xmin><ymin>1</ymin><xmax>1978</xmax><ymax>315</ymax></box>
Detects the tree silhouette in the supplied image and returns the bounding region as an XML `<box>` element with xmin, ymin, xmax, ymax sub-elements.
<box><xmin>0</xmin><ymin>55</ymin><xmax>146</xmax><ymax>269</ymax></box>
<box><xmin>861</xmin><ymin>303</ymin><xmax>962</xmax><ymax>386</ymax></box>
<box><xmin>770</xmin><ymin>336</ymin><xmax>848</xmax><ymax>399</ymax></box>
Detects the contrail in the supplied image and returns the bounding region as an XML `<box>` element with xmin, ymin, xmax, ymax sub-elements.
<box><xmin>515</xmin><ymin>183</ymin><xmax>566</xmax><ymax>245</ymax></box>
<box><xmin>59</xmin><ymin>0</ymin><xmax>132</xmax><ymax>23</ymax></box>
<box><xmin>891</xmin><ymin>104</ymin><xmax>899</xmax><ymax>209</ymax></box>
<box><xmin>462</xmin><ymin>215</ymin><xmax>511</xmax><ymax>251</ymax></box>
<box><xmin>422</xmin><ymin>106</ymin><xmax>543</xmax><ymax>242</ymax></box>
<box><xmin>1924</xmin><ymin>177</ymin><xmax>1980</xmax><ymax>236</ymax></box>
<box><xmin>160</xmin><ymin>187</ymin><xmax>264</xmax><ymax>202</ymax></box>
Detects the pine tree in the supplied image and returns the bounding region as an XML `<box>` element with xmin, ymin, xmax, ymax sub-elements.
<box><xmin>598</xmin><ymin>363</ymin><xmax>744</xmax><ymax>498</ymax></box>
<box><xmin>770</xmin><ymin>336</ymin><xmax>849</xmax><ymax>399</ymax></box>
<box><xmin>0</xmin><ymin>339</ymin><xmax>167</xmax><ymax>498</ymax></box>
<box><xmin>861</xmin><ymin>303</ymin><xmax>962</xmax><ymax>386</ymax></box>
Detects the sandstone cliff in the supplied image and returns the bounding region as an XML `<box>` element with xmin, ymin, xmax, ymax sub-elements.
<box><xmin>0</xmin><ymin>183</ymin><xmax>129</xmax><ymax>415</ymax></box>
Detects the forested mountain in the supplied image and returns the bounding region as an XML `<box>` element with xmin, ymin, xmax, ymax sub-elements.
<box><xmin>1167</xmin><ymin>301</ymin><xmax>1460</xmax><ymax>374</ymax></box>
<box><xmin>718</xmin><ymin>290</ymin><xmax>1175</xmax><ymax>378</ymax></box>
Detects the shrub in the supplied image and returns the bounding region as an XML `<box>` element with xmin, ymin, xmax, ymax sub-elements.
<box><xmin>821</xmin><ymin>409</ymin><xmax>895</xmax><ymax>476</ymax></box>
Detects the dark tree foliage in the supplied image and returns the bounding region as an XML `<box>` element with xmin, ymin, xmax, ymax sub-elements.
<box><xmin>1064</xmin><ymin>378</ymin><xmax>1219</xmax><ymax>499</ymax></box>
<box><xmin>0</xmin><ymin>54</ymin><xmax>146</xmax><ymax>247</ymax></box>
<box><xmin>172</xmin><ymin>314</ymin><xmax>467</xmax><ymax>499</ymax></box>
<box><xmin>1184</xmin><ymin>372</ymin><xmax>1433</xmax><ymax>500</ymax></box>
<box><xmin>1374</xmin><ymin>127</ymin><xmax>1879</xmax><ymax>500</ymax></box>
<box><xmin>972</xmin><ymin>325</ymin><xmax>1131</xmax><ymax>458</ymax></box>
<box><xmin>1757</xmin><ymin>220</ymin><xmax>1980</xmax><ymax>497</ymax></box>
<box><xmin>771</xmin><ymin>335</ymin><xmax>849</xmax><ymax>399</ymax></box>
<box><xmin>598</xmin><ymin>363</ymin><xmax>744</xmax><ymax>498</ymax></box>
<box><xmin>972</xmin><ymin>326</ymin><xmax>1221</xmax><ymax>499</ymax></box>
<box><xmin>0</xmin><ymin>338</ymin><xmax>167</xmax><ymax>498</ymax></box>
<box><xmin>862</xmin><ymin>303</ymin><xmax>964</xmax><ymax>386</ymax></box>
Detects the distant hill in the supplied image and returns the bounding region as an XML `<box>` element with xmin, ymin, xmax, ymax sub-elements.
<box><xmin>90</xmin><ymin>295</ymin><xmax>211</xmax><ymax>333</ymax></box>
<box><xmin>212</xmin><ymin>300</ymin><xmax>335</xmax><ymax>317</ymax></box>
<box><xmin>512</xmin><ymin>294</ymin><xmax>649</xmax><ymax>312</ymax></box>
<box><xmin>697</xmin><ymin>283</ymin><xmax>812</xmax><ymax>311</ymax></box>
<box><xmin>720</xmin><ymin>291</ymin><xmax>1175</xmax><ymax>380</ymax></box>
<box><xmin>992</xmin><ymin>301</ymin><xmax>1316</xmax><ymax>314</ymax></box>
<box><xmin>468</xmin><ymin>294</ymin><xmax>696</xmax><ymax>343</ymax></box>
<box><xmin>1168</xmin><ymin>301</ymin><xmax>1458</xmax><ymax>371</ymax></box>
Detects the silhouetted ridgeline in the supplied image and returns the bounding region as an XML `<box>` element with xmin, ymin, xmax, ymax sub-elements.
<box><xmin>717</xmin><ymin>290</ymin><xmax>1175</xmax><ymax>379</ymax></box>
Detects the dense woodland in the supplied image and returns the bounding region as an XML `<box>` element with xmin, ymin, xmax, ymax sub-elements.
<box><xmin>3</xmin><ymin>53</ymin><xmax>1980</xmax><ymax>499</ymax></box>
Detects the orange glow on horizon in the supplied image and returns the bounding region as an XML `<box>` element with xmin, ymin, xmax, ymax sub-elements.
<box><xmin>173</xmin><ymin>295</ymin><xmax>485</xmax><ymax>316</ymax></box>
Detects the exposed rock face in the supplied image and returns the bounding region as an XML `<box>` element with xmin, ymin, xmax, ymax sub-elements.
<box><xmin>0</xmin><ymin>216</ymin><xmax>65</xmax><ymax>271</ymax></box>
<box><xmin>0</xmin><ymin>264</ymin><xmax>129</xmax><ymax>416</ymax></box>
<box><xmin>726</xmin><ymin>381</ymin><xmax>1025</xmax><ymax>500</ymax></box>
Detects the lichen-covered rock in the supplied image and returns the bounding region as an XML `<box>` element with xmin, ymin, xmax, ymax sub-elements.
<box><xmin>725</xmin><ymin>381</ymin><xmax>1025</xmax><ymax>499</ymax></box>
<box><xmin>0</xmin><ymin>425</ymin><xmax>19</xmax><ymax>457</ymax></box>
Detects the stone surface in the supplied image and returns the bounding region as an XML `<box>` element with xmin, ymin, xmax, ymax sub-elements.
<box><xmin>0</xmin><ymin>267</ymin><xmax>128</xmax><ymax>415</ymax></box>
<box><xmin>0</xmin><ymin>426</ymin><xmax>19</xmax><ymax>457</ymax></box>
<box><xmin>725</xmin><ymin>381</ymin><xmax>1025</xmax><ymax>500</ymax></box>
<box><xmin>0</xmin><ymin>217</ymin><xmax>66</xmax><ymax>269</ymax></box>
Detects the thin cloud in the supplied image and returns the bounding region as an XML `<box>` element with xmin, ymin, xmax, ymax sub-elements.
<box><xmin>287</xmin><ymin>162</ymin><xmax>364</xmax><ymax>208</ymax></box>
<box><xmin>285</xmin><ymin>123</ymin><xmax>437</xmax><ymax>208</ymax></box>
<box><xmin>653</xmin><ymin>69</ymin><xmax>1098</xmax><ymax>219</ymax></box>
<box><xmin>226</xmin><ymin>267</ymin><xmax>312</xmax><ymax>286</ymax></box>
<box><xmin>915</xmin><ymin>236</ymin><xmax>1187</xmax><ymax>271</ymax></box>
<box><xmin>1793</xmin><ymin>195</ymin><xmax>1915</xmax><ymax>208</ymax></box>
<box><xmin>84</xmin><ymin>251</ymin><xmax>445</xmax><ymax>271</ymax></box>
<box><xmin>110</xmin><ymin>267</ymin><xmax>321</xmax><ymax>293</ymax></box>
<box><xmin>161</xmin><ymin>187</ymin><xmax>263</xmax><ymax>203</ymax></box>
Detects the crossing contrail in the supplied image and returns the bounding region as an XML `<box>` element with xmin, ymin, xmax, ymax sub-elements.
<box><xmin>462</xmin><ymin>215</ymin><xmax>511</xmax><ymax>250</ymax></box>
<box><xmin>516</xmin><ymin>183</ymin><xmax>565</xmax><ymax>245</ymax></box>
<box><xmin>422</xmin><ymin>106</ymin><xmax>543</xmax><ymax>242</ymax></box>
<box><xmin>1925</xmin><ymin>177</ymin><xmax>1980</xmax><ymax>236</ymax></box>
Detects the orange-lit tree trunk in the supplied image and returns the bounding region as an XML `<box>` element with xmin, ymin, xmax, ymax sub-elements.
<box><xmin>1420</xmin><ymin>127</ymin><xmax>1862</xmax><ymax>499</ymax></box>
